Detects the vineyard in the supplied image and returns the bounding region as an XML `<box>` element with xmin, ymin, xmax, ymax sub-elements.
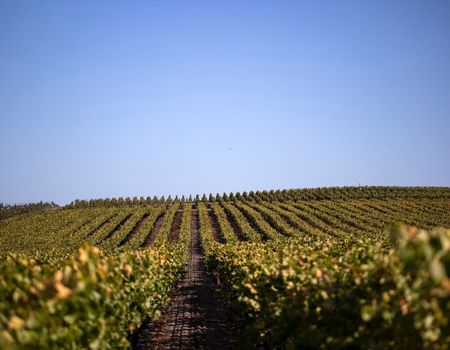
<box><xmin>1</xmin><ymin>186</ymin><xmax>450</xmax><ymax>349</ymax></box>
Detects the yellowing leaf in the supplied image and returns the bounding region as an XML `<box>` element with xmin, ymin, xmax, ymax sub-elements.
<box><xmin>8</xmin><ymin>315</ymin><xmax>25</xmax><ymax>331</ymax></box>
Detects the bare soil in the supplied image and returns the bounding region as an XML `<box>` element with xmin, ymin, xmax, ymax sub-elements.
<box><xmin>119</xmin><ymin>213</ymin><xmax>150</xmax><ymax>246</ymax></box>
<box><xmin>141</xmin><ymin>213</ymin><xmax>165</xmax><ymax>247</ymax></box>
<box><xmin>134</xmin><ymin>208</ymin><xmax>235</xmax><ymax>349</ymax></box>
<box><xmin>206</xmin><ymin>208</ymin><xmax>224</xmax><ymax>243</ymax></box>
<box><xmin>169</xmin><ymin>209</ymin><xmax>183</xmax><ymax>243</ymax></box>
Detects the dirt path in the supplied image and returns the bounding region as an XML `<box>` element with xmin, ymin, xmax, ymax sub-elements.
<box><xmin>206</xmin><ymin>208</ymin><xmax>224</xmax><ymax>243</ymax></box>
<box><xmin>141</xmin><ymin>213</ymin><xmax>165</xmax><ymax>247</ymax></box>
<box><xmin>134</xmin><ymin>208</ymin><xmax>234</xmax><ymax>350</ymax></box>
<box><xmin>169</xmin><ymin>209</ymin><xmax>183</xmax><ymax>243</ymax></box>
<box><xmin>119</xmin><ymin>213</ymin><xmax>150</xmax><ymax>246</ymax></box>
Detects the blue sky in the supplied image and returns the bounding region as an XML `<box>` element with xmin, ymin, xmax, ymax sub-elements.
<box><xmin>1</xmin><ymin>0</ymin><xmax>449</xmax><ymax>204</ymax></box>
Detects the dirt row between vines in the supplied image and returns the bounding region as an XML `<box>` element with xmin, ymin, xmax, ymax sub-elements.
<box><xmin>141</xmin><ymin>213</ymin><xmax>165</xmax><ymax>247</ymax></box>
<box><xmin>134</xmin><ymin>208</ymin><xmax>235</xmax><ymax>349</ymax></box>
<box><xmin>169</xmin><ymin>209</ymin><xmax>183</xmax><ymax>243</ymax></box>
<box><xmin>119</xmin><ymin>212</ymin><xmax>150</xmax><ymax>246</ymax></box>
<box><xmin>206</xmin><ymin>207</ymin><xmax>224</xmax><ymax>243</ymax></box>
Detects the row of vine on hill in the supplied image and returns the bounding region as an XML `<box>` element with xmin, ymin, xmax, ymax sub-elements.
<box><xmin>205</xmin><ymin>202</ymin><xmax>450</xmax><ymax>348</ymax></box>
<box><xmin>1</xmin><ymin>199</ymin><xmax>449</xmax><ymax>348</ymax></box>
<box><xmin>65</xmin><ymin>186</ymin><xmax>450</xmax><ymax>208</ymax></box>
<box><xmin>0</xmin><ymin>203</ymin><xmax>193</xmax><ymax>349</ymax></box>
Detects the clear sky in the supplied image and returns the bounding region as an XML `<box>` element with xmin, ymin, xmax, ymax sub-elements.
<box><xmin>1</xmin><ymin>0</ymin><xmax>449</xmax><ymax>205</ymax></box>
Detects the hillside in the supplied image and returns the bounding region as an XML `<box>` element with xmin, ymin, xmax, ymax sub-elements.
<box><xmin>0</xmin><ymin>186</ymin><xmax>449</xmax><ymax>349</ymax></box>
